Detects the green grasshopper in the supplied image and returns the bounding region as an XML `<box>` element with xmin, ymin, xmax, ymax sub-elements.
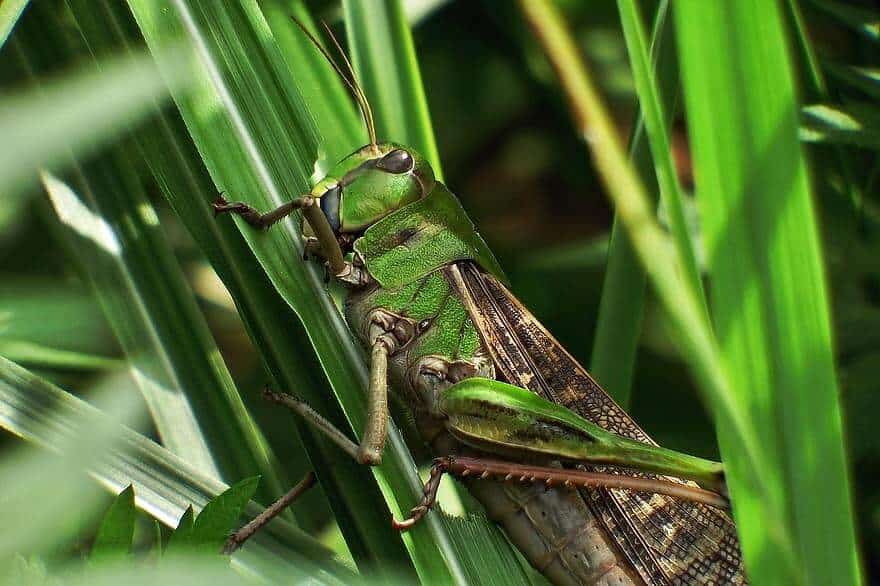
<box><xmin>214</xmin><ymin>23</ymin><xmax>745</xmax><ymax>586</ymax></box>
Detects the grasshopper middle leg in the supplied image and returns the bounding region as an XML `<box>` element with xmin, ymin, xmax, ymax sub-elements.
<box><xmin>223</xmin><ymin>336</ymin><xmax>394</xmax><ymax>552</ymax></box>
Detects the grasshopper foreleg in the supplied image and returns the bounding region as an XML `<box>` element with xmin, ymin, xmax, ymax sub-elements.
<box><xmin>212</xmin><ymin>194</ymin><xmax>310</xmax><ymax>229</ymax></box>
<box><xmin>212</xmin><ymin>194</ymin><xmax>347</xmax><ymax>276</ymax></box>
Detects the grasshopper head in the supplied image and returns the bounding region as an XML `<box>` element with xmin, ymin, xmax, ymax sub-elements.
<box><xmin>310</xmin><ymin>142</ymin><xmax>436</xmax><ymax>233</ymax></box>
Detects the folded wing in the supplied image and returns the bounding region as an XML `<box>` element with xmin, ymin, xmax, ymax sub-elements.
<box><xmin>449</xmin><ymin>262</ymin><xmax>746</xmax><ymax>585</ymax></box>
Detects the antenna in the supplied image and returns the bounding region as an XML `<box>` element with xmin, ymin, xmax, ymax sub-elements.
<box><xmin>291</xmin><ymin>17</ymin><xmax>378</xmax><ymax>149</ymax></box>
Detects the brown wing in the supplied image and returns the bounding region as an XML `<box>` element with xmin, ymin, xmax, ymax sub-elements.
<box><xmin>448</xmin><ymin>262</ymin><xmax>746</xmax><ymax>586</ymax></box>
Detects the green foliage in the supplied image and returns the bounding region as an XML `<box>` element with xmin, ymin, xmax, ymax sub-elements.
<box><xmin>674</xmin><ymin>2</ymin><xmax>861</xmax><ymax>584</ymax></box>
<box><xmin>166</xmin><ymin>476</ymin><xmax>260</xmax><ymax>555</ymax></box>
<box><xmin>91</xmin><ymin>485</ymin><xmax>136</xmax><ymax>562</ymax></box>
<box><xmin>590</xmin><ymin>0</ymin><xmax>677</xmax><ymax>405</ymax></box>
<box><xmin>0</xmin><ymin>356</ymin><xmax>350</xmax><ymax>582</ymax></box>
<box><xmin>166</xmin><ymin>506</ymin><xmax>196</xmax><ymax>552</ymax></box>
<box><xmin>0</xmin><ymin>0</ymin><xmax>875</xmax><ymax>583</ymax></box>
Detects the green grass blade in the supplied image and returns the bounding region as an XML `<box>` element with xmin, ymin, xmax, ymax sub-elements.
<box><xmin>823</xmin><ymin>64</ymin><xmax>880</xmax><ymax>99</ymax></box>
<box><xmin>591</xmin><ymin>0</ymin><xmax>677</xmax><ymax>405</ymax></box>
<box><xmin>808</xmin><ymin>0</ymin><xmax>879</xmax><ymax>41</ymax></box>
<box><xmin>674</xmin><ymin>2</ymin><xmax>862</xmax><ymax>584</ymax></box>
<box><xmin>41</xmin><ymin>170</ymin><xmax>217</xmax><ymax>474</ymax></box>
<box><xmin>0</xmin><ymin>0</ymin><xmax>29</xmax><ymax>48</ymax></box>
<box><xmin>0</xmin><ymin>356</ymin><xmax>351</xmax><ymax>583</ymax></box>
<box><xmin>785</xmin><ymin>0</ymin><xmax>864</xmax><ymax>214</ymax></box>
<box><xmin>0</xmin><ymin>359</ymin><xmax>141</xmax><ymax>558</ymax></box>
<box><xmin>0</xmin><ymin>339</ymin><xmax>120</xmax><ymax>371</ymax></box>
<box><xmin>517</xmin><ymin>0</ymin><xmax>805</xmax><ymax>582</ymax></box>
<box><xmin>0</xmin><ymin>46</ymin><xmax>183</xmax><ymax>195</ymax></box>
<box><xmin>343</xmin><ymin>0</ymin><xmax>442</xmax><ymax>176</ymax></box>
<box><xmin>15</xmin><ymin>0</ymin><xmax>310</xmax><ymax>506</ymax></box>
<box><xmin>617</xmin><ymin>0</ymin><xmax>704</xmax><ymax>307</ymax></box>
<box><xmin>40</xmin><ymin>152</ymin><xmax>291</xmax><ymax>504</ymax></box>
<box><xmin>62</xmin><ymin>0</ymin><xmax>331</xmax><ymax>530</ymax></box>
<box><xmin>0</xmin><ymin>278</ymin><xmax>114</xmax><ymax>357</ymax></box>
<box><xmin>123</xmin><ymin>0</ymin><xmax>441</xmax><ymax>577</ymax></box>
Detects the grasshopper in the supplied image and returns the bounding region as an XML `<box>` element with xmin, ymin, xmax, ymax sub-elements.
<box><xmin>215</xmin><ymin>22</ymin><xmax>746</xmax><ymax>586</ymax></box>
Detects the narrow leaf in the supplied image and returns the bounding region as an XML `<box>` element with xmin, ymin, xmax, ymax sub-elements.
<box><xmin>0</xmin><ymin>339</ymin><xmax>120</xmax><ymax>371</ymax></box>
<box><xmin>0</xmin><ymin>0</ymin><xmax>29</xmax><ymax>48</ymax></box>
<box><xmin>675</xmin><ymin>2</ymin><xmax>862</xmax><ymax>583</ymax></box>
<box><xmin>808</xmin><ymin>0</ymin><xmax>879</xmax><ymax>41</ymax></box>
<box><xmin>591</xmin><ymin>0</ymin><xmax>677</xmax><ymax>405</ymax></box>
<box><xmin>0</xmin><ymin>48</ymin><xmax>186</xmax><ymax>195</ymax></box>
<box><xmin>823</xmin><ymin>63</ymin><xmax>880</xmax><ymax>99</ymax></box>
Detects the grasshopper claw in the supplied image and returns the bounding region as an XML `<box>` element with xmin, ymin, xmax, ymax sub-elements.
<box><xmin>211</xmin><ymin>193</ymin><xmax>231</xmax><ymax>216</ymax></box>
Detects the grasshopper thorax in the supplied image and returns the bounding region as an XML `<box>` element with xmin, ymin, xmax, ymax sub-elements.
<box><xmin>310</xmin><ymin>142</ymin><xmax>436</xmax><ymax>234</ymax></box>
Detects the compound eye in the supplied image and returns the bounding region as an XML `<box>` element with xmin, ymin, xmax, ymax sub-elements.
<box><xmin>376</xmin><ymin>149</ymin><xmax>414</xmax><ymax>174</ymax></box>
<box><xmin>319</xmin><ymin>184</ymin><xmax>341</xmax><ymax>231</ymax></box>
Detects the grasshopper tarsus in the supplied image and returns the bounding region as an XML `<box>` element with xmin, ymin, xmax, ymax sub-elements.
<box><xmin>392</xmin><ymin>457</ymin><xmax>451</xmax><ymax>532</ymax></box>
<box><xmin>210</xmin><ymin>193</ymin><xmax>229</xmax><ymax>217</ymax></box>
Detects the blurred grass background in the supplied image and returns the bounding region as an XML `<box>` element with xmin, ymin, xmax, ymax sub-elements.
<box><xmin>0</xmin><ymin>0</ymin><xmax>877</xmax><ymax>584</ymax></box>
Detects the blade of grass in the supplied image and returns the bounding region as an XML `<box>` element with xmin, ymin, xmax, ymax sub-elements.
<box><xmin>617</xmin><ymin>0</ymin><xmax>704</xmax><ymax>308</ymax></box>
<box><xmin>61</xmin><ymin>0</ymin><xmax>333</xmax><ymax>532</ymax></box>
<box><xmin>0</xmin><ymin>278</ymin><xmax>115</xmax><ymax>356</ymax></box>
<box><xmin>785</xmin><ymin>0</ymin><xmax>864</xmax><ymax>215</ymax></box>
<box><xmin>0</xmin><ymin>0</ymin><xmax>29</xmax><ymax>49</ymax></box>
<box><xmin>0</xmin><ymin>339</ymin><xmax>120</xmax><ymax>371</ymax></box>
<box><xmin>0</xmin><ymin>356</ymin><xmax>352</xmax><ymax>583</ymax></box>
<box><xmin>22</xmin><ymin>0</ymin><xmax>301</xmax><ymax>495</ymax></box>
<box><xmin>674</xmin><ymin>2</ymin><xmax>862</xmax><ymax>584</ymax></box>
<box><xmin>41</xmin><ymin>169</ymin><xmax>217</xmax><ymax>474</ymax></box>
<box><xmin>518</xmin><ymin>0</ymin><xmax>802</xmax><ymax>581</ymax></box>
<box><xmin>260</xmin><ymin>0</ymin><xmax>363</xmax><ymax>166</ymax></box>
<box><xmin>590</xmin><ymin>0</ymin><xmax>677</xmax><ymax>406</ymax></box>
<box><xmin>0</xmin><ymin>43</ymin><xmax>184</xmax><ymax>195</ymax></box>
<box><xmin>123</xmin><ymin>0</ymin><xmax>443</xmax><ymax>579</ymax></box>
<box><xmin>0</xmin><ymin>358</ymin><xmax>145</xmax><ymax>558</ymax></box>
<box><xmin>81</xmin><ymin>0</ymin><xmax>372</xmax><ymax>560</ymax></box>
<box><xmin>808</xmin><ymin>0</ymin><xmax>879</xmax><ymax>42</ymax></box>
<box><xmin>343</xmin><ymin>0</ymin><xmax>442</xmax><ymax>177</ymax></box>
<box><xmin>822</xmin><ymin>63</ymin><xmax>880</xmax><ymax>100</ymax></box>
<box><xmin>13</xmin><ymin>0</ymin><xmax>315</xmax><ymax>509</ymax></box>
